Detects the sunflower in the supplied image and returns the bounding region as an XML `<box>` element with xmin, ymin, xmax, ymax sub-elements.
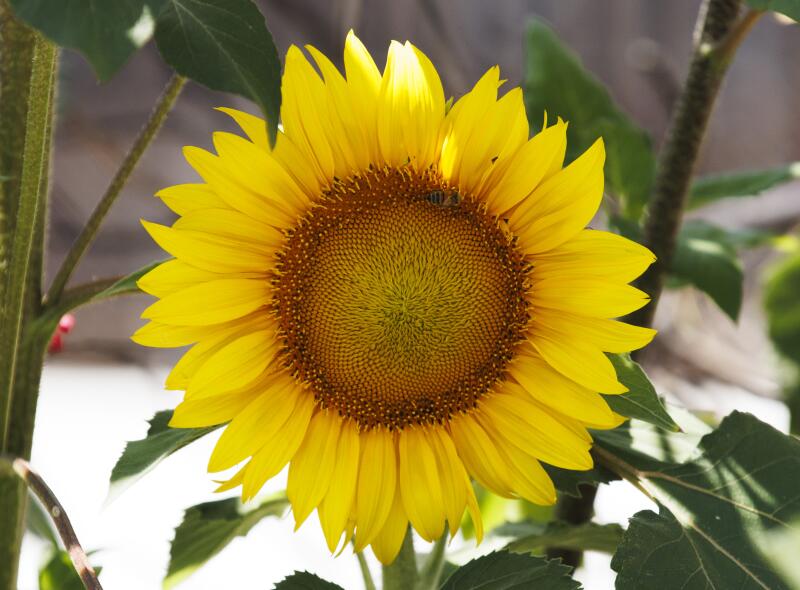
<box><xmin>133</xmin><ymin>31</ymin><xmax>656</xmax><ymax>564</ymax></box>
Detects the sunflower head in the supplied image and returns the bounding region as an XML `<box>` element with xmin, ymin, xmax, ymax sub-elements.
<box><xmin>134</xmin><ymin>31</ymin><xmax>656</xmax><ymax>564</ymax></box>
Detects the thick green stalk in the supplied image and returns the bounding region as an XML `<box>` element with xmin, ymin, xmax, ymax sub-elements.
<box><xmin>46</xmin><ymin>74</ymin><xmax>185</xmax><ymax>305</ymax></box>
<box><xmin>0</xmin><ymin>32</ymin><xmax>57</xmax><ymax>590</ymax></box>
<box><xmin>415</xmin><ymin>531</ymin><xmax>448</xmax><ymax>590</ymax></box>
<box><xmin>355</xmin><ymin>550</ymin><xmax>377</xmax><ymax>590</ymax></box>
<box><xmin>554</xmin><ymin>0</ymin><xmax>758</xmax><ymax>570</ymax></box>
<box><xmin>382</xmin><ymin>527</ymin><xmax>419</xmax><ymax>590</ymax></box>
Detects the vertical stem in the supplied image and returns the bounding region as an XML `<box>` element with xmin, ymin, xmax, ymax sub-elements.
<box><xmin>46</xmin><ymin>74</ymin><xmax>185</xmax><ymax>304</ymax></box>
<box><xmin>630</xmin><ymin>0</ymin><xmax>753</xmax><ymax>328</ymax></box>
<box><xmin>355</xmin><ymin>550</ymin><xmax>377</xmax><ymax>590</ymax></box>
<box><xmin>382</xmin><ymin>527</ymin><xmax>419</xmax><ymax>590</ymax></box>
<box><xmin>0</xmin><ymin>32</ymin><xmax>57</xmax><ymax>590</ymax></box>
<box><xmin>415</xmin><ymin>531</ymin><xmax>448</xmax><ymax>590</ymax></box>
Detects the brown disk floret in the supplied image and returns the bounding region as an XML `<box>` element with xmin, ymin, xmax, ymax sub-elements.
<box><xmin>272</xmin><ymin>165</ymin><xmax>530</xmax><ymax>430</ymax></box>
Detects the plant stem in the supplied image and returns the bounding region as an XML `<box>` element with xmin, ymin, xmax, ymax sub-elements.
<box><xmin>415</xmin><ymin>531</ymin><xmax>448</xmax><ymax>590</ymax></box>
<box><xmin>46</xmin><ymin>74</ymin><xmax>185</xmax><ymax>305</ymax></box>
<box><xmin>0</xmin><ymin>456</ymin><xmax>102</xmax><ymax>590</ymax></box>
<box><xmin>355</xmin><ymin>550</ymin><xmax>377</xmax><ymax>590</ymax></box>
<box><xmin>630</xmin><ymin>1</ymin><xmax>761</xmax><ymax>329</ymax></box>
<box><xmin>382</xmin><ymin>527</ymin><xmax>419</xmax><ymax>590</ymax></box>
<box><xmin>554</xmin><ymin>0</ymin><xmax>761</xmax><ymax>571</ymax></box>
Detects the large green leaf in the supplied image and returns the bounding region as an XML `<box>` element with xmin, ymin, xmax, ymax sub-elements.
<box><xmin>689</xmin><ymin>163</ymin><xmax>800</xmax><ymax>208</ymax></box>
<box><xmin>524</xmin><ymin>19</ymin><xmax>655</xmax><ymax>218</ymax></box>
<box><xmin>543</xmin><ymin>463</ymin><xmax>617</xmax><ymax>499</ymax></box>
<box><xmin>671</xmin><ymin>220</ymin><xmax>744</xmax><ymax>321</ymax></box>
<box><xmin>108</xmin><ymin>410</ymin><xmax>219</xmax><ymax>500</ymax></box>
<box><xmin>9</xmin><ymin>0</ymin><xmax>164</xmax><ymax>81</ymax></box>
<box><xmin>497</xmin><ymin>521</ymin><xmax>625</xmax><ymax>556</ymax></box>
<box><xmin>764</xmin><ymin>251</ymin><xmax>800</xmax><ymax>363</ymax></box>
<box><xmin>606</xmin><ymin>354</ymin><xmax>679</xmax><ymax>431</ymax></box>
<box><xmin>166</xmin><ymin>494</ymin><xmax>288</xmax><ymax>588</ymax></box>
<box><xmin>154</xmin><ymin>0</ymin><xmax>281</xmax><ymax>145</ymax></box>
<box><xmin>745</xmin><ymin>0</ymin><xmax>800</xmax><ymax>21</ymax></box>
<box><xmin>274</xmin><ymin>572</ymin><xmax>344</xmax><ymax>590</ymax></box>
<box><xmin>440</xmin><ymin>551</ymin><xmax>581</xmax><ymax>589</ymax></box>
<box><xmin>610</xmin><ymin>411</ymin><xmax>800</xmax><ymax>589</ymax></box>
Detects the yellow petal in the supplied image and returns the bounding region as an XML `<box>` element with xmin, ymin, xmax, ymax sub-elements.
<box><xmin>479</xmin><ymin>392</ymin><xmax>593</xmax><ymax>470</ymax></box>
<box><xmin>489</xmin><ymin>432</ymin><xmax>557</xmax><ymax>505</ymax></box>
<box><xmin>214</xmin><ymin>463</ymin><xmax>247</xmax><ymax>493</ymax></box>
<box><xmin>170</xmin><ymin>388</ymin><xmax>255</xmax><ymax>428</ymax></box>
<box><xmin>512</xmin><ymin>138</ymin><xmax>605</xmax><ymax>254</ymax></box>
<box><xmin>534</xmin><ymin>310</ymin><xmax>656</xmax><ymax>353</ymax></box>
<box><xmin>173</xmin><ymin>208</ymin><xmax>285</xmax><ymax>249</ymax></box>
<box><xmin>215</xmin><ymin>107</ymin><xmax>269</xmax><ymax>150</ymax></box>
<box><xmin>131</xmin><ymin>321</ymin><xmax>209</xmax><ymax>348</ymax></box>
<box><xmin>531</xmin><ymin>276</ymin><xmax>650</xmax><ymax>319</ymax></box>
<box><xmin>429</xmin><ymin>430</ymin><xmax>471</xmax><ymax>538</ymax></box>
<box><xmin>343</xmin><ymin>30</ymin><xmax>381</xmax><ymax>163</ymax></box>
<box><xmin>318</xmin><ymin>420</ymin><xmax>360</xmax><ymax>552</ymax></box>
<box><xmin>185</xmin><ymin>330</ymin><xmax>278</xmax><ymax>399</ymax></box>
<box><xmin>141</xmin><ymin>279</ymin><xmax>269</xmax><ymax>326</ymax></box>
<box><xmin>398</xmin><ymin>427</ymin><xmax>445</xmax><ymax>541</ymax></box>
<box><xmin>142</xmin><ymin>221</ymin><xmax>273</xmax><ymax>274</ymax></box>
<box><xmin>509</xmin><ymin>346</ymin><xmax>618</xmax><ymax>426</ymax></box>
<box><xmin>287</xmin><ymin>410</ymin><xmax>341</xmax><ymax>528</ymax></box>
<box><xmin>156</xmin><ymin>183</ymin><xmax>227</xmax><ymax>216</ymax></box>
<box><xmin>354</xmin><ymin>428</ymin><xmax>397</xmax><ymax>551</ymax></box>
<box><xmin>449</xmin><ymin>414</ymin><xmax>516</xmax><ymax>499</ymax></box>
<box><xmin>137</xmin><ymin>259</ymin><xmax>231</xmax><ymax>298</ymax></box>
<box><xmin>207</xmin><ymin>374</ymin><xmax>299</xmax><ymax>472</ymax></box>
<box><xmin>241</xmin><ymin>391</ymin><xmax>315</xmax><ymax>501</ymax></box>
<box><xmin>370</xmin><ymin>482</ymin><xmax>408</xmax><ymax>565</ymax></box>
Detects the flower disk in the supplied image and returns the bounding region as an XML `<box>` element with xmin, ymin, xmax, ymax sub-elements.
<box><xmin>275</xmin><ymin>166</ymin><xmax>529</xmax><ymax>430</ymax></box>
<box><xmin>134</xmin><ymin>32</ymin><xmax>658</xmax><ymax>564</ymax></box>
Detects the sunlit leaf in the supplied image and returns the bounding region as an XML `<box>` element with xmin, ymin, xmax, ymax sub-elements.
<box><xmin>524</xmin><ymin>19</ymin><xmax>655</xmax><ymax>219</ymax></box>
<box><xmin>273</xmin><ymin>572</ymin><xmax>344</xmax><ymax>589</ymax></box>
<box><xmin>440</xmin><ymin>551</ymin><xmax>581</xmax><ymax>589</ymax></box>
<box><xmin>690</xmin><ymin>163</ymin><xmax>800</xmax><ymax>208</ymax></box>
<box><xmin>606</xmin><ymin>354</ymin><xmax>679</xmax><ymax>431</ymax></box>
<box><xmin>166</xmin><ymin>494</ymin><xmax>289</xmax><ymax>589</ymax></box>
<box><xmin>764</xmin><ymin>251</ymin><xmax>800</xmax><ymax>363</ymax></box>
<box><xmin>496</xmin><ymin>521</ymin><xmax>624</xmax><ymax>556</ymax></box>
<box><xmin>610</xmin><ymin>412</ymin><xmax>800</xmax><ymax>589</ymax></box>
<box><xmin>154</xmin><ymin>0</ymin><xmax>281</xmax><ymax>145</ymax></box>
<box><xmin>108</xmin><ymin>410</ymin><xmax>219</xmax><ymax>500</ymax></box>
<box><xmin>9</xmin><ymin>0</ymin><xmax>165</xmax><ymax>81</ymax></box>
<box><xmin>39</xmin><ymin>551</ymin><xmax>101</xmax><ymax>590</ymax></box>
<box><xmin>745</xmin><ymin>0</ymin><xmax>800</xmax><ymax>21</ymax></box>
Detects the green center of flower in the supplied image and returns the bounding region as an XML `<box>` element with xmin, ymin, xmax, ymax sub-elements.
<box><xmin>273</xmin><ymin>166</ymin><xmax>529</xmax><ymax>429</ymax></box>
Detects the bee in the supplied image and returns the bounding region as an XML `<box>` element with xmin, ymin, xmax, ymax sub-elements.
<box><xmin>423</xmin><ymin>189</ymin><xmax>461</xmax><ymax>207</ymax></box>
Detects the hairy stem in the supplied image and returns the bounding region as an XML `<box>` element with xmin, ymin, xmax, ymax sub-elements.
<box><xmin>46</xmin><ymin>74</ymin><xmax>185</xmax><ymax>304</ymax></box>
<box><xmin>0</xmin><ymin>456</ymin><xmax>102</xmax><ymax>590</ymax></box>
<box><xmin>630</xmin><ymin>1</ymin><xmax>761</xmax><ymax>328</ymax></box>
<box><xmin>382</xmin><ymin>527</ymin><xmax>419</xmax><ymax>590</ymax></box>
<box><xmin>555</xmin><ymin>0</ymin><xmax>761</xmax><ymax>570</ymax></box>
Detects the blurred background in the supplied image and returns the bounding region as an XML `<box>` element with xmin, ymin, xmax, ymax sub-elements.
<box><xmin>20</xmin><ymin>0</ymin><xmax>800</xmax><ymax>588</ymax></box>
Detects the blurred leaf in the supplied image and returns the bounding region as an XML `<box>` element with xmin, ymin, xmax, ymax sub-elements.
<box><xmin>690</xmin><ymin>163</ymin><xmax>800</xmax><ymax>208</ymax></box>
<box><xmin>26</xmin><ymin>496</ymin><xmax>58</xmax><ymax>548</ymax></box>
<box><xmin>273</xmin><ymin>572</ymin><xmax>344</xmax><ymax>589</ymax></box>
<box><xmin>610</xmin><ymin>412</ymin><xmax>800</xmax><ymax>589</ymax></box>
<box><xmin>95</xmin><ymin>260</ymin><xmax>164</xmax><ymax>299</ymax></box>
<box><xmin>543</xmin><ymin>462</ymin><xmax>617</xmax><ymax>499</ymax></box>
<box><xmin>606</xmin><ymin>354</ymin><xmax>679</xmax><ymax>431</ymax></box>
<box><xmin>9</xmin><ymin>0</ymin><xmax>165</xmax><ymax>81</ymax></box>
<box><xmin>524</xmin><ymin>19</ymin><xmax>655</xmax><ymax>218</ymax></box>
<box><xmin>154</xmin><ymin>0</ymin><xmax>281</xmax><ymax>145</ymax></box>
<box><xmin>765</xmin><ymin>251</ymin><xmax>800</xmax><ymax>363</ymax></box>
<box><xmin>761</xmin><ymin>517</ymin><xmax>800</xmax><ymax>589</ymax></box>
<box><xmin>108</xmin><ymin>410</ymin><xmax>219</xmax><ymax>500</ymax></box>
<box><xmin>671</xmin><ymin>221</ymin><xmax>744</xmax><ymax>321</ymax></box>
<box><xmin>745</xmin><ymin>0</ymin><xmax>800</xmax><ymax>21</ymax></box>
<box><xmin>440</xmin><ymin>551</ymin><xmax>581</xmax><ymax>590</ymax></box>
<box><xmin>499</xmin><ymin>521</ymin><xmax>625</xmax><ymax>556</ymax></box>
<box><xmin>39</xmin><ymin>550</ymin><xmax>101</xmax><ymax>590</ymax></box>
<box><xmin>167</xmin><ymin>494</ymin><xmax>289</xmax><ymax>589</ymax></box>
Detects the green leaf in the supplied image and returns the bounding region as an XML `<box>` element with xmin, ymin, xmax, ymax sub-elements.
<box><xmin>764</xmin><ymin>251</ymin><xmax>800</xmax><ymax>363</ymax></box>
<box><xmin>9</xmin><ymin>0</ymin><xmax>164</xmax><ymax>81</ymax></box>
<box><xmin>108</xmin><ymin>410</ymin><xmax>219</xmax><ymax>500</ymax></box>
<box><xmin>606</xmin><ymin>354</ymin><xmax>680</xmax><ymax>431</ymax></box>
<box><xmin>690</xmin><ymin>163</ymin><xmax>800</xmax><ymax>208</ymax></box>
<box><xmin>745</xmin><ymin>0</ymin><xmax>800</xmax><ymax>21</ymax></box>
<box><xmin>154</xmin><ymin>0</ymin><xmax>281</xmax><ymax>145</ymax></box>
<box><xmin>761</xmin><ymin>517</ymin><xmax>800</xmax><ymax>589</ymax></box>
<box><xmin>440</xmin><ymin>551</ymin><xmax>581</xmax><ymax>590</ymax></box>
<box><xmin>524</xmin><ymin>19</ymin><xmax>655</xmax><ymax>219</ymax></box>
<box><xmin>498</xmin><ymin>521</ymin><xmax>625</xmax><ymax>556</ymax></box>
<box><xmin>167</xmin><ymin>494</ymin><xmax>289</xmax><ymax>589</ymax></box>
<box><xmin>273</xmin><ymin>572</ymin><xmax>345</xmax><ymax>590</ymax></box>
<box><xmin>39</xmin><ymin>551</ymin><xmax>101</xmax><ymax>590</ymax></box>
<box><xmin>25</xmin><ymin>496</ymin><xmax>59</xmax><ymax>547</ymax></box>
<box><xmin>671</xmin><ymin>221</ymin><xmax>744</xmax><ymax>321</ymax></box>
<box><xmin>610</xmin><ymin>411</ymin><xmax>800</xmax><ymax>589</ymax></box>
<box><xmin>543</xmin><ymin>463</ymin><xmax>617</xmax><ymax>498</ymax></box>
